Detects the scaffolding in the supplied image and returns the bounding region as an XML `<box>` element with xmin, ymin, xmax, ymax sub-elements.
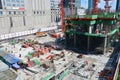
<box><xmin>64</xmin><ymin>12</ymin><xmax>120</xmax><ymax>54</ymax></box>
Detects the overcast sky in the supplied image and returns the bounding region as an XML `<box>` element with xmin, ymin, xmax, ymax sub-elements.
<box><xmin>81</xmin><ymin>0</ymin><xmax>117</xmax><ymax>10</ymax></box>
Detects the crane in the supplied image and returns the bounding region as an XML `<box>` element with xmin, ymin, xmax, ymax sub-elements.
<box><xmin>59</xmin><ymin>0</ymin><xmax>73</xmax><ymax>32</ymax></box>
<box><xmin>92</xmin><ymin>0</ymin><xmax>99</xmax><ymax>14</ymax></box>
<box><xmin>59</xmin><ymin>0</ymin><xmax>64</xmax><ymax>32</ymax></box>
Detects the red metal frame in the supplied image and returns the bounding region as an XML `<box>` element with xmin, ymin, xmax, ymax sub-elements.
<box><xmin>92</xmin><ymin>0</ymin><xmax>99</xmax><ymax>14</ymax></box>
<box><xmin>59</xmin><ymin>0</ymin><xmax>64</xmax><ymax>32</ymax></box>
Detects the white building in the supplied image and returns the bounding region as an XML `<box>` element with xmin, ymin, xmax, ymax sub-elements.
<box><xmin>0</xmin><ymin>0</ymin><xmax>51</xmax><ymax>35</ymax></box>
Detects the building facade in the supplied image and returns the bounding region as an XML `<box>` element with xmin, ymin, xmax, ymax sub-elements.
<box><xmin>0</xmin><ymin>0</ymin><xmax>51</xmax><ymax>35</ymax></box>
<box><xmin>75</xmin><ymin>0</ymin><xmax>81</xmax><ymax>8</ymax></box>
<box><xmin>116</xmin><ymin>0</ymin><xmax>120</xmax><ymax>11</ymax></box>
<box><xmin>88</xmin><ymin>0</ymin><xmax>93</xmax><ymax>11</ymax></box>
<box><xmin>50</xmin><ymin>0</ymin><xmax>60</xmax><ymax>25</ymax></box>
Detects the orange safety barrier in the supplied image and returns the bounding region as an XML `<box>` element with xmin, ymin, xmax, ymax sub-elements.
<box><xmin>52</xmin><ymin>33</ymin><xmax>60</xmax><ymax>38</ymax></box>
<box><xmin>35</xmin><ymin>32</ymin><xmax>46</xmax><ymax>37</ymax></box>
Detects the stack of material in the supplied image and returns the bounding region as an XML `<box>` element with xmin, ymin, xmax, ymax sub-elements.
<box><xmin>27</xmin><ymin>59</ymin><xmax>40</xmax><ymax>67</ymax></box>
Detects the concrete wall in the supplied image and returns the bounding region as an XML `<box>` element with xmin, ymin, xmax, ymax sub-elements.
<box><xmin>113</xmin><ymin>58</ymin><xmax>120</xmax><ymax>80</ymax></box>
<box><xmin>0</xmin><ymin>0</ymin><xmax>51</xmax><ymax>35</ymax></box>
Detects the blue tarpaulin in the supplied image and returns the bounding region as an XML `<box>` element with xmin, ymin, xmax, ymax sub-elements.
<box><xmin>3</xmin><ymin>54</ymin><xmax>20</xmax><ymax>64</ymax></box>
<box><xmin>12</xmin><ymin>63</ymin><xmax>20</xmax><ymax>69</ymax></box>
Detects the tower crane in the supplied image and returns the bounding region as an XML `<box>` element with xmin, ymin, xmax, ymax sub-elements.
<box><xmin>59</xmin><ymin>0</ymin><xmax>73</xmax><ymax>32</ymax></box>
<box><xmin>92</xmin><ymin>0</ymin><xmax>101</xmax><ymax>14</ymax></box>
<box><xmin>59</xmin><ymin>0</ymin><xmax>64</xmax><ymax>32</ymax></box>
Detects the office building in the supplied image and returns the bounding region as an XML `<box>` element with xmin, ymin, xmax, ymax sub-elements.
<box><xmin>116</xmin><ymin>0</ymin><xmax>120</xmax><ymax>11</ymax></box>
<box><xmin>88</xmin><ymin>0</ymin><xmax>93</xmax><ymax>11</ymax></box>
<box><xmin>0</xmin><ymin>0</ymin><xmax>51</xmax><ymax>35</ymax></box>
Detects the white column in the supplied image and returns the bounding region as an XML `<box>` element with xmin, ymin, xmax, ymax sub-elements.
<box><xmin>89</xmin><ymin>25</ymin><xmax>92</xmax><ymax>33</ymax></box>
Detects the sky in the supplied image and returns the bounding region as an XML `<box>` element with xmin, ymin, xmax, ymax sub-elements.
<box><xmin>81</xmin><ymin>0</ymin><xmax>117</xmax><ymax>10</ymax></box>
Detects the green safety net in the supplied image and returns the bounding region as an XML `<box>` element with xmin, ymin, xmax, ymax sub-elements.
<box><xmin>33</xmin><ymin>59</ymin><xmax>40</xmax><ymax>65</ymax></box>
<box><xmin>42</xmin><ymin>72</ymin><xmax>55</xmax><ymax>80</ymax></box>
<box><xmin>26</xmin><ymin>54</ymin><xmax>32</xmax><ymax>58</ymax></box>
<box><xmin>108</xmin><ymin>28</ymin><xmax>119</xmax><ymax>36</ymax></box>
<box><xmin>66</xmin><ymin>28</ymin><xmax>119</xmax><ymax>37</ymax></box>
<box><xmin>58</xmin><ymin>69</ymin><xmax>70</xmax><ymax>80</ymax></box>
<box><xmin>28</xmin><ymin>52</ymin><xmax>34</xmax><ymax>55</ymax></box>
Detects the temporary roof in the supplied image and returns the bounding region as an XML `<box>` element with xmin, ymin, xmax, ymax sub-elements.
<box><xmin>33</xmin><ymin>59</ymin><xmax>40</xmax><ymax>65</ymax></box>
<box><xmin>3</xmin><ymin>54</ymin><xmax>20</xmax><ymax>64</ymax></box>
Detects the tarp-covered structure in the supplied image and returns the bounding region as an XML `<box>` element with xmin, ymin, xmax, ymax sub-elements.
<box><xmin>3</xmin><ymin>54</ymin><xmax>20</xmax><ymax>64</ymax></box>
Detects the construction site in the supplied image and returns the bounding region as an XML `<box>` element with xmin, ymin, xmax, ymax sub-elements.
<box><xmin>0</xmin><ymin>0</ymin><xmax>120</xmax><ymax>80</ymax></box>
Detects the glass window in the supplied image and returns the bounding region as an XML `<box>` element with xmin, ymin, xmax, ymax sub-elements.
<box><xmin>22</xmin><ymin>11</ymin><xmax>24</xmax><ymax>14</ymax></box>
<box><xmin>12</xmin><ymin>0</ymin><xmax>16</xmax><ymax>2</ymax></box>
<box><xmin>17</xmin><ymin>4</ymin><xmax>20</xmax><ymax>7</ymax></box>
<box><xmin>34</xmin><ymin>11</ymin><xmax>35</xmax><ymax>14</ymax></box>
<box><xmin>13</xmin><ymin>4</ymin><xmax>16</xmax><ymax>7</ymax></box>
<box><xmin>21</xmin><ymin>0</ymin><xmax>24</xmax><ymax>2</ymax></box>
<box><xmin>21</xmin><ymin>4</ymin><xmax>24</xmax><ymax>7</ymax></box>
<box><xmin>43</xmin><ymin>11</ymin><xmax>45</xmax><ymax>14</ymax></box>
<box><xmin>37</xmin><ymin>11</ymin><xmax>39</xmax><ymax>14</ymax></box>
<box><xmin>7</xmin><ymin>3</ymin><xmax>11</xmax><ymax>6</ymax></box>
<box><xmin>14</xmin><ymin>11</ymin><xmax>16</xmax><ymax>14</ymax></box>
<box><xmin>9</xmin><ymin>11</ymin><xmax>11</xmax><ymax>15</ymax></box>
<box><xmin>6</xmin><ymin>0</ymin><xmax>10</xmax><ymax>2</ymax></box>
<box><xmin>0</xmin><ymin>11</ymin><xmax>3</xmax><ymax>15</ymax></box>
<box><xmin>16</xmin><ymin>0</ymin><xmax>20</xmax><ymax>2</ymax></box>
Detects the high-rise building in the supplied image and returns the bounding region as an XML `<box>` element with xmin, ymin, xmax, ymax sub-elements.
<box><xmin>75</xmin><ymin>0</ymin><xmax>81</xmax><ymax>8</ymax></box>
<box><xmin>116</xmin><ymin>0</ymin><xmax>120</xmax><ymax>11</ymax></box>
<box><xmin>50</xmin><ymin>0</ymin><xmax>60</xmax><ymax>25</ymax></box>
<box><xmin>50</xmin><ymin>0</ymin><xmax>60</xmax><ymax>8</ymax></box>
<box><xmin>88</xmin><ymin>0</ymin><xmax>93</xmax><ymax>11</ymax></box>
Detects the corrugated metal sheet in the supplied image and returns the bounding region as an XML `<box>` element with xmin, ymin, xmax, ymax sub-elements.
<box><xmin>3</xmin><ymin>54</ymin><xmax>20</xmax><ymax>64</ymax></box>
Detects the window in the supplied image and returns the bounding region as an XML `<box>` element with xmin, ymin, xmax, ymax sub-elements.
<box><xmin>16</xmin><ymin>0</ymin><xmax>20</xmax><ymax>2</ymax></box>
<box><xmin>21</xmin><ymin>0</ymin><xmax>24</xmax><ymax>3</ymax></box>
<box><xmin>12</xmin><ymin>0</ymin><xmax>15</xmax><ymax>2</ymax></box>
<box><xmin>43</xmin><ymin>11</ymin><xmax>45</xmax><ymax>14</ymax></box>
<box><xmin>7</xmin><ymin>3</ymin><xmax>11</xmax><ymax>6</ymax></box>
<box><xmin>6</xmin><ymin>0</ymin><xmax>10</xmax><ymax>2</ymax></box>
<box><xmin>10</xmin><ymin>17</ymin><xmax>13</xmax><ymax>27</ymax></box>
<box><xmin>37</xmin><ymin>11</ymin><xmax>39</xmax><ymax>14</ymax></box>
<box><xmin>34</xmin><ymin>11</ymin><xmax>35</xmax><ymax>14</ymax></box>
<box><xmin>9</xmin><ymin>11</ymin><xmax>11</xmax><ymax>15</ymax></box>
<box><xmin>22</xmin><ymin>11</ymin><xmax>24</xmax><ymax>14</ymax></box>
<box><xmin>13</xmin><ymin>4</ymin><xmax>16</xmax><ymax>7</ymax></box>
<box><xmin>0</xmin><ymin>11</ymin><xmax>3</xmax><ymax>15</ymax></box>
<box><xmin>21</xmin><ymin>4</ymin><xmax>24</xmax><ymax>7</ymax></box>
<box><xmin>17</xmin><ymin>4</ymin><xmax>20</xmax><ymax>7</ymax></box>
<box><xmin>23</xmin><ymin>16</ymin><xmax>26</xmax><ymax>26</ymax></box>
<box><xmin>14</xmin><ymin>11</ymin><xmax>16</xmax><ymax>14</ymax></box>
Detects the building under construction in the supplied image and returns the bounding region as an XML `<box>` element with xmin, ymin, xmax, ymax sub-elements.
<box><xmin>64</xmin><ymin>12</ymin><xmax>120</xmax><ymax>54</ymax></box>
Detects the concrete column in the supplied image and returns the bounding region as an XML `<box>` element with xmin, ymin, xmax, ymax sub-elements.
<box><xmin>87</xmin><ymin>36</ymin><xmax>90</xmax><ymax>53</ymax></box>
<box><xmin>89</xmin><ymin>25</ymin><xmax>93</xmax><ymax>33</ymax></box>
<box><xmin>104</xmin><ymin>36</ymin><xmax>107</xmax><ymax>54</ymax></box>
